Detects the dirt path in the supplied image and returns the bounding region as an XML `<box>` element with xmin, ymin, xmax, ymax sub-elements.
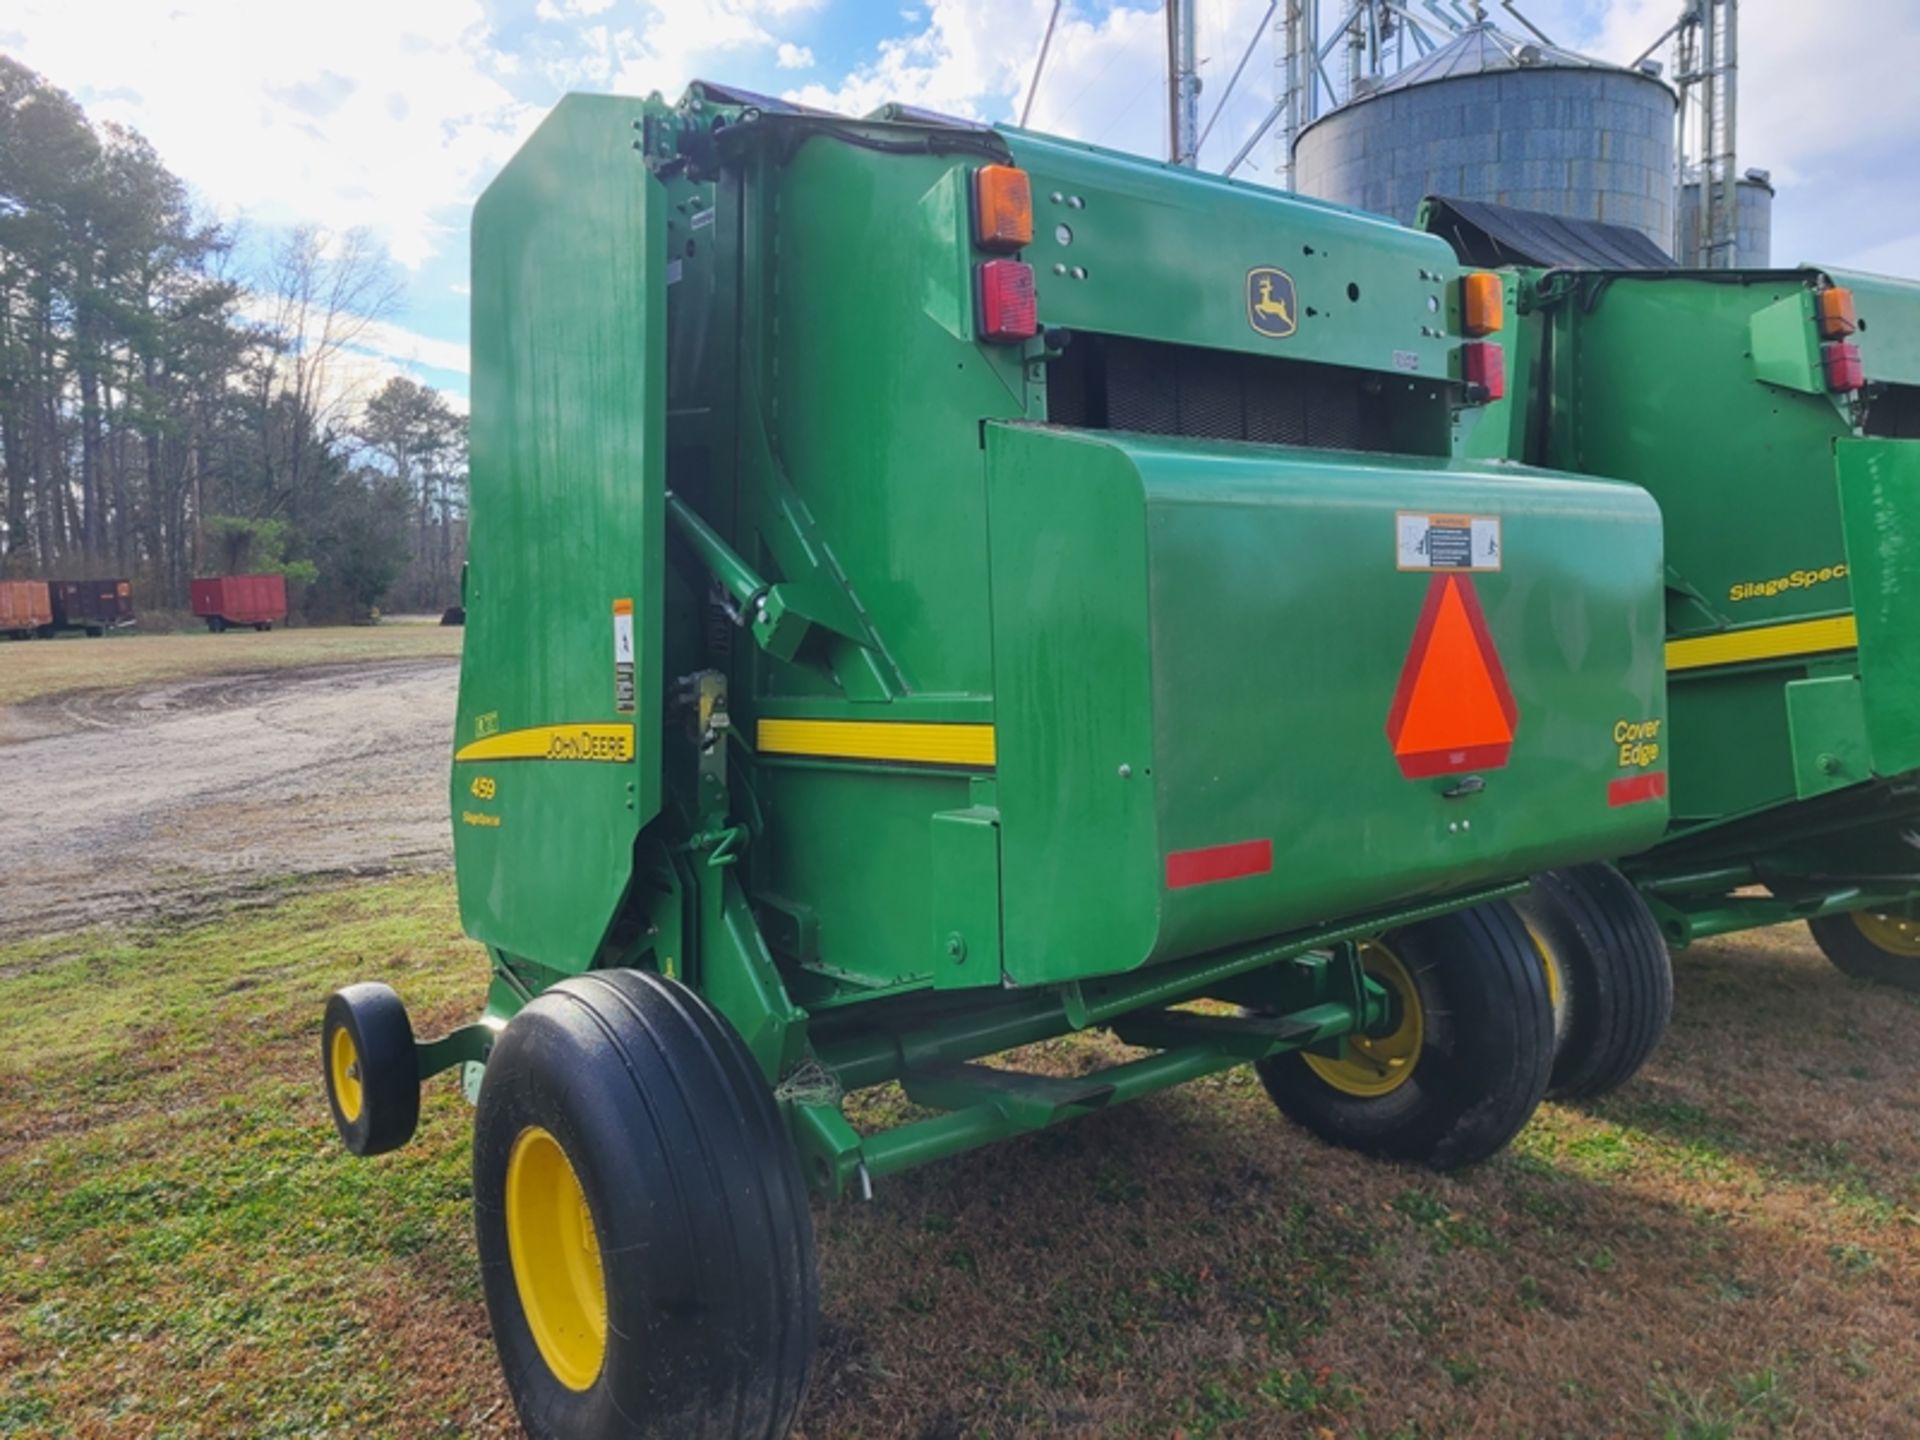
<box><xmin>0</xmin><ymin>658</ymin><xmax>457</xmax><ymax>939</ymax></box>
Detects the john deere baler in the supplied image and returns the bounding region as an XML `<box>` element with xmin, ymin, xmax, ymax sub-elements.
<box><xmin>322</xmin><ymin>87</ymin><xmax>1671</xmax><ymax>1440</ymax></box>
<box><xmin>1453</xmin><ymin>245</ymin><xmax>1920</xmax><ymax>990</ymax></box>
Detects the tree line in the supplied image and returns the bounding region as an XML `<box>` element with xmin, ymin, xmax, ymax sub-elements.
<box><xmin>0</xmin><ymin>57</ymin><xmax>467</xmax><ymax>621</ymax></box>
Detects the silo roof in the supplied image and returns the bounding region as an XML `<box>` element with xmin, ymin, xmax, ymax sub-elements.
<box><xmin>1359</xmin><ymin>21</ymin><xmax>1656</xmax><ymax>98</ymax></box>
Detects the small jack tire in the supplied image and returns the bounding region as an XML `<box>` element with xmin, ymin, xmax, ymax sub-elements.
<box><xmin>323</xmin><ymin>982</ymin><xmax>420</xmax><ymax>1156</ymax></box>
<box><xmin>1513</xmin><ymin>864</ymin><xmax>1673</xmax><ymax>1100</ymax></box>
<box><xmin>1255</xmin><ymin>899</ymin><xmax>1553</xmax><ymax>1170</ymax></box>
<box><xmin>1808</xmin><ymin>908</ymin><xmax>1920</xmax><ymax>991</ymax></box>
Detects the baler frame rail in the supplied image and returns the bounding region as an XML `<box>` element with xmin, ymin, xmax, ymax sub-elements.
<box><xmin>776</xmin><ymin>882</ymin><xmax>1521</xmax><ymax>1197</ymax></box>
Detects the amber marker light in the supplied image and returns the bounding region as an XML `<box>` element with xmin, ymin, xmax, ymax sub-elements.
<box><xmin>1460</xmin><ymin>272</ymin><xmax>1504</xmax><ymax>338</ymax></box>
<box><xmin>971</xmin><ymin>165</ymin><xmax>1034</xmax><ymax>252</ymax></box>
<box><xmin>1816</xmin><ymin>287</ymin><xmax>1858</xmax><ymax>339</ymax></box>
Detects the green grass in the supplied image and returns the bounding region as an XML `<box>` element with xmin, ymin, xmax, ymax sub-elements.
<box><xmin>4</xmin><ymin>883</ymin><xmax>1920</xmax><ymax>1437</ymax></box>
<box><xmin>0</xmin><ymin>879</ymin><xmax>497</xmax><ymax>1438</ymax></box>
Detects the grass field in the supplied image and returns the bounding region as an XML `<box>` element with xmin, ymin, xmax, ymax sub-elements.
<box><xmin>0</xmin><ymin>624</ymin><xmax>462</xmax><ymax>707</ymax></box>
<box><xmin>3</xmin><ymin>878</ymin><xmax>1918</xmax><ymax>1438</ymax></box>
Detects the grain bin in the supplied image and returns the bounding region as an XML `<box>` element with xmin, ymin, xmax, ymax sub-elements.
<box><xmin>1678</xmin><ymin>169</ymin><xmax>1774</xmax><ymax>266</ymax></box>
<box><xmin>1292</xmin><ymin>22</ymin><xmax>1677</xmax><ymax>252</ymax></box>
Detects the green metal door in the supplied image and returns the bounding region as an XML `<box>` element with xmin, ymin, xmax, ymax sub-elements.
<box><xmin>452</xmin><ymin>95</ymin><xmax>666</xmax><ymax>970</ymax></box>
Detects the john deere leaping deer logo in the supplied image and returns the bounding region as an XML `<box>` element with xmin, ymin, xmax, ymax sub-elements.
<box><xmin>1246</xmin><ymin>266</ymin><xmax>1298</xmax><ymax>338</ymax></box>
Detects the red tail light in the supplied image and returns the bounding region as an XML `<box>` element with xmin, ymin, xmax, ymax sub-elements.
<box><xmin>1462</xmin><ymin>340</ymin><xmax>1505</xmax><ymax>402</ymax></box>
<box><xmin>1824</xmin><ymin>340</ymin><xmax>1864</xmax><ymax>392</ymax></box>
<box><xmin>976</xmin><ymin>259</ymin><xmax>1037</xmax><ymax>344</ymax></box>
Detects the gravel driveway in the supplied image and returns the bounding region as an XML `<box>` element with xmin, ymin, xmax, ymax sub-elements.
<box><xmin>0</xmin><ymin>658</ymin><xmax>457</xmax><ymax>939</ymax></box>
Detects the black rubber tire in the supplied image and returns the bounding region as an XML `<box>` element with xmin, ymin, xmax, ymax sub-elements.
<box><xmin>207</xmin><ymin>616</ymin><xmax>224</xmax><ymax>633</ymax></box>
<box><xmin>322</xmin><ymin>982</ymin><xmax>420</xmax><ymax>1157</ymax></box>
<box><xmin>1255</xmin><ymin>900</ymin><xmax>1553</xmax><ymax>1170</ymax></box>
<box><xmin>474</xmin><ymin>970</ymin><xmax>818</xmax><ymax>1440</ymax></box>
<box><xmin>1513</xmin><ymin>864</ymin><xmax>1673</xmax><ymax>1100</ymax></box>
<box><xmin>1807</xmin><ymin>911</ymin><xmax>1920</xmax><ymax>991</ymax></box>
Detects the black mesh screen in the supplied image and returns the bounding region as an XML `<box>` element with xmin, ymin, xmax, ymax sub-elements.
<box><xmin>1044</xmin><ymin>333</ymin><xmax>1389</xmax><ymax>453</ymax></box>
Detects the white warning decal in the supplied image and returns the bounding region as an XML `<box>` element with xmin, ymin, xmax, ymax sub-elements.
<box><xmin>613</xmin><ymin>598</ymin><xmax>636</xmax><ymax>713</ymax></box>
<box><xmin>1397</xmin><ymin>512</ymin><xmax>1501</xmax><ymax>572</ymax></box>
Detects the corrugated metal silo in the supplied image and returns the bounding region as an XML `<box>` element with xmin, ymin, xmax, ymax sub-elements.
<box><xmin>1291</xmin><ymin>23</ymin><xmax>1678</xmax><ymax>252</ymax></box>
<box><xmin>1677</xmin><ymin>170</ymin><xmax>1774</xmax><ymax>267</ymax></box>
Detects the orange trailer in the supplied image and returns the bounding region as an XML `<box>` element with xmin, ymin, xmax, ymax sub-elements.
<box><xmin>0</xmin><ymin>580</ymin><xmax>52</xmax><ymax>639</ymax></box>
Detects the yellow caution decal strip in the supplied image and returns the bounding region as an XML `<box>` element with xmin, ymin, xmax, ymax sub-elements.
<box><xmin>1666</xmin><ymin>614</ymin><xmax>1859</xmax><ymax>673</ymax></box>
<box><xmin>756</xmin><ymin>718</ymin><xmax>996</xmax><ymax>768</ymax></box>
<box><xmin>454</xmin><ymin>723</ymin><xmax>635</xmax><ymax>763</ymax></box>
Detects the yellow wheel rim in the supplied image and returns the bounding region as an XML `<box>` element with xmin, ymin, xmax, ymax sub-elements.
<box><xmin>329</xmin><ymin>1027</ymin><xmax>363</xmax><ymax>1124</ymax></box>
<box><xmin>505</xmin><ymin>1126</ymin><xmax>608</xmax><ymax>1392</ymax></box>
<box><xmin>1853</xmin><ymin>910</ymin><xmax>1920</xmax><ymax>958</ymax></box>
<box><xmin>1306</xmin><ymin>941</ymin><xmax>1424</xmax><ymax>1097</ymax></box>
<box><xmin>1527</xmin><ymin>924</ymin><xmax>1565</xmax><ymax>1018</ymax></box>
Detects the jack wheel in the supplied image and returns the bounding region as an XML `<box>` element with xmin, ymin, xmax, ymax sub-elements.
<box><xmin>1256</xmin><ymin>899</ymin><xmax>1553</xmax><ymax>1170</ymax></box>
<box><xmin>474</xmin><ymin>970</ymin><xmax>818</xmax><ymax>1440</ymax></box>
<box><xmin>322</xmin><ymin>982</ymin><xmax>420</xmax><ymax>1156</ymax></box>
<box><xmin>1808</xmin><ymin>908</ymin><xmax>1920</xmax><ymax>990</ymax></box>
<box><xmin>1513</xmin><ymin>865</ymin><xmax>1672</xmax><ymax>1100</ymax></box>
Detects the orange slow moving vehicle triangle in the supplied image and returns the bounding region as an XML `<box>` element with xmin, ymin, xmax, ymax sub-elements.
<box><xmin>1385</xmin><ymin>573</ymin><xmax>1519</xmax><ymax>779</ymax></box>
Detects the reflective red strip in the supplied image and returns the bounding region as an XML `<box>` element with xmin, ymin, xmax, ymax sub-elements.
<box><xmin>1608</xmin><ymin>772</ymin><xmax>1667</xmax><ymax>807</ymax></box>
<box><xmin>1166</xmin><ymin>838</ymin><xmax>1273</xmax><ymax>889</ymax></box>
<box><xmin>1395</xmin><ymin>741</ymin><xmax>1514</xmax><ymax>780</ymax></box>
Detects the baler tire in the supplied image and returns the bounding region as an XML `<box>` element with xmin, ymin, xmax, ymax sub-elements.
<box><xmin>1513</xmin><ymin>865</ymin><xmax>1673</xmax><ymax>1100</ymax></box>
<box><xmin>322</xmin><ymin>982</ymin><xmax>420</xmax><ymax>1157</ymax></box>
<box><xmin>1254</xmin><ymin>900</ymin><xmax>1552</xmax><ymax>1170</ymax></box>
<box><xmin>1808</xmin><ymin>910</ymin><xmax>1920</xmax><ymax>991</ymax></box>
<box><xmin>473</xmin><ymin>969</ymin><xmax>818</xmax><ymax>1440</ymax></box>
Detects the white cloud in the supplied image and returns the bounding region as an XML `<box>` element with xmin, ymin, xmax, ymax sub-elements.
<box><xmin>784</xmin><ymin>0</ymin><xmax>1064</xmax><ymax>121</ymax></box>
<box><xmin>779</xmin><ymin>2</ymin><xmax>1193</xmax><ymax>161</ymax></box>
<box><xmin>356</xmin><ymin>318</ymin><xmax>472</xmax><ymax>377</ymax></box>
<box><xmin>4</xmin><ymin>0</ymin><xmax>545</xmax><ymax>270</ymax></box>
<box><xmin>536</xmin><ymin>0</ymin><xmax>616</xmax><ymax>18</ymax></box>
<box><xmin>233</xmin><ymin>293</ymin><xmax>469</xmax><ymax>421</ymax></box>
<box><xmin>522</xmin><ymin>0</ymin><xmax>819</xmax><ymax>100</ymax></box>
<box><xmin>777</xmin><ymin>42</ymin><xmax>817</xmax><ymax>70</ymax></box>
<box><xmin>2</xmin><ymin>0</ymin><xmax>833</xmax><ymax>270</ymax></box>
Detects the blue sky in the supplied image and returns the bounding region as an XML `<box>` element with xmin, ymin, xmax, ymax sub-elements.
<box><xmin>6</xmin><ymin>0</ymin><xmax>1918</xmax><ymax>410</ymax></box>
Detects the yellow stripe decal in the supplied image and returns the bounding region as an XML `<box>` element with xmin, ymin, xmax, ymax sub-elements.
<box><xmin>454</xmin><ymin>723</ymin><xmax>635</xmax><ymax>763</ymax></box>
<box><xmin>1666</xmin><ymin>614</ymin><xmax>1859</xmax><ymax>673</ymax></box>
<box><xmin>756</xmin><ymin>718</ymin><xmax>996</xmax><ymax>768</ymax></box>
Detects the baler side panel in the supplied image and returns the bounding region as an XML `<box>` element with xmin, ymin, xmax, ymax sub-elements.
<box><xmin>1553</xmin><ymin>278</ymin><xmax>1853</xmax><ymax>631</ymax></box>
<box><xmin>454</xmin><ymin>94</ymin><xmax>666</xmax><ymax>971</ymax></box>
<box><xmin>1836</xmin><ymin>437</ymin><xmax>1920</xmax><ymax>778</ymax></box>
<box><xmin>735</xmin><ymin>135</ymin><xmax>1028</xmax><ymax>993</ymax></box>
<box><xmin>989</xmin><ymin>425</ymin><xmax>1670</xmax><ymax>984</ymax></box>
<box><xmin>987</xmin><ymin>428</ymin><xmax>1163</xmax><ymax>981</ymax></box>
